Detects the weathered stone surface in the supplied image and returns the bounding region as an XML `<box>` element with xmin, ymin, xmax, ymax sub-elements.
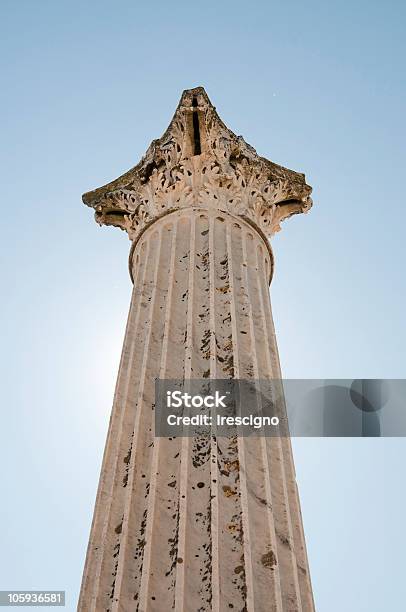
<box><xmin>79</xmin><ymin>87</ymin><xmax>315</xmax><ymax>612</ymax></box>
<box><xmin>83</xmin><ymin>87</ymin><xmax>312</xmax><ymax>244</ymax></box>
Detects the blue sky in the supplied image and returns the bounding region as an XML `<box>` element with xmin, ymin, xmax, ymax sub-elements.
<box><xmin>1</xmin><ymin>1</ymin><xmax>405</xmax><ymax>610</ymax></box>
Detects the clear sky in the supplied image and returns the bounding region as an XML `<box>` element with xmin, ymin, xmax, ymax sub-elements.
<box><xmin>1</xmin><ymin>1</ymin><xmax>405</xmax><ymax>610</ymax></box>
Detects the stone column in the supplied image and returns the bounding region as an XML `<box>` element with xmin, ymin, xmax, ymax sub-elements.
<box><xmin>79</xmin><ymin>88</ymin><xmax>315</xmax><ymax>612</ymax></box>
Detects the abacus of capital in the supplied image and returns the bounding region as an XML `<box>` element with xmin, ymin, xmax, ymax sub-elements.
<box><xmin>79</xmin><ymin>87</ymin><xmax>315</xmax><ymax>612</ymax></box>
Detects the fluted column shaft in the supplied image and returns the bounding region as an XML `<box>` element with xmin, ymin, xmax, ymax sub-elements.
<box><xmin>79</xmin><ymin>207</ymin><xmax>314</xmax><ymax>612</ymax></box>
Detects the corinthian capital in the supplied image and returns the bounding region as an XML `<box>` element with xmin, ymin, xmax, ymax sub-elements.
<box><xmin>83</xmin><ymin>87</ymin><xmax>312</xmax><ymax>242</ymax></box>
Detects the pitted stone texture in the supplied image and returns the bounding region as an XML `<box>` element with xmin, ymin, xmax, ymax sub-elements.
<box><xmin>79</xmin><ymin>209</ymin><xmax>315</xmax><ymax>612</ymax></box>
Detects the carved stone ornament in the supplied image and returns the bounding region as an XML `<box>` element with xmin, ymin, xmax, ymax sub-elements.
<box><xmin>83</xmin><ymin>87</ymin><xmax>312</xmax><ymax>244</ymax></box>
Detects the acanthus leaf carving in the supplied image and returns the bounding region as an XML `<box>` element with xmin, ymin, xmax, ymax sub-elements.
<box><xmin>83</xmin><ymin>87</ymin><xmax>313</xmax><ymax>243</ymax></box>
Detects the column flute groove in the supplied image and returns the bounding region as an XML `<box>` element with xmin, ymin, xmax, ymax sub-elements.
<box><xmin>225</xmin><ymin>221</ymin><xmax>255</xmax><ymax>611</ymax></box>
<box><xmin>264</xmin><ymin>295</ymin><xmax>315</xmax><ymax>609</ymax></box>
<box><xmin>89</xmin><ymin>239</ymin><xmax>152</xmax><ymax>612</ymax></box>
<box><xmin>258</xmin><ymin>252</ymin><xmax>304</xmax><ymax>609</ymax></box>
<box><xmin>78</xmin><ymin>256</ymin><xmax>140</xmax><ymax>612</ymax></box>
<box><xmin>174</xmin><ymin>215</ymin><xmax>193</xmax><ymax>612</ymax></box>
<box><xmin>112</xmin><ymin>228</ymin><xmax>165</xmax><ymax>610</ymax></box>
<box><xmin>137</xmin><ymin>221</ymin><xmax>178</xmax><ymax>610</ymax></box>
<box><xmin>242</xmin><ymin>231</ymin><xmax>284</xmax><ymax>611</ymax></box>
<box><xmin>208</xmin><ymin>214</ymin><xmax>220</xmax><ymax>612</ymax></box>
